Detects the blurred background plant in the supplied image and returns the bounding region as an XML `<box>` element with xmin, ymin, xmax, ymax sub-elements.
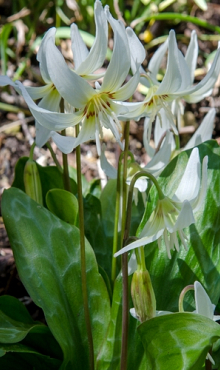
<box><xmin>1</xmin><ymin>0</ymin><xmax>220</xmax><ymax>81</ymax></box>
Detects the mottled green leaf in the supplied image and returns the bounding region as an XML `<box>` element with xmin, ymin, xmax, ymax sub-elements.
<box><xmin>138</xmin><ymin>313</ymin><xmax>220</xmax><ymax>370</ymax></box>
<box><xmin>84</xmin><ymin>193</ymin><xmax>111</xmax><ymax>277</ymax></box>
<box><xmin>2</xmin><ymin>187</ymin><xmax>111</xmax><ymax>370</ymax></box>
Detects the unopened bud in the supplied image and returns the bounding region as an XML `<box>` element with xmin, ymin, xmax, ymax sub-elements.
<box><xmin>131</xmin><ymin>269</ymin><xmax>156</xmax><ymax>322</ymax></box>
<box><xmin>24</xmin><ymin>159</ymin><xmax>43</xmax><ymax>205</ymax></box>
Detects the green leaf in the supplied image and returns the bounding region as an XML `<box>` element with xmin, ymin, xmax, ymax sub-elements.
<box><xmin>84</xmin><ymin>193</ymin><xmax>112</xmax><ymax>277</ymax></box>
<box><xmin>46</xmin><ymin>189</ymin><xmax>78</xmax><ymax>225</ymax></box>
<box><xmin>88</xmin><ymin>179</ymin><xmax>102</xmax><ymax>199</ymax></box>
<box><xmin>96</xmin><ymin>275</ymin><xmax>146</xmax><ymax>370</ymax></box>
<box><xmin>138</xmin><ymin>313</ymin><xmax>220</xmax><ymax>370</ymax></box>
<box><xmin>2</xmin><ymin>187</ymin><xmax>111</xmax><ymax>369</ymax></box>
<box><xmin>138</xmin><ymin>141</ymin><xmax>220</xmax><ymax>311</ymax></box>
<box><xmin>0</xmin><ymin>295</ymin><xmax>62</xmax><ymax>362</ymax></box>
<box><xmin>12</xmin><ymin>157</ymin><xmax>77</xmax><ymax>203</ymax></box>
<box><xmin>0</xmin><ymin>346</ymin><xmax>61</xmax><ymax>370</ymax></box>
<box><xmin>0</xmin><ymin>309</ymin><xmax>44</xmax><ymax>344</ymax></box>
<box><xmin>99</xmin><ymin>180</ymin><xmax>144</xmax><ymax>277</ymax></box>
<box><xmin>0</xmin><ymin>23</ymin><xmax>13</xmax><ymax>75</ymax></box>
<box><xmin>0</xmin><ymin>296</ymin><xmax>35</xmax><ymax>325</ymax></box>
<box><xmin>96</xmin><ymin>275</ymin><xmax>122</xmax><ymax>370</ymax></box>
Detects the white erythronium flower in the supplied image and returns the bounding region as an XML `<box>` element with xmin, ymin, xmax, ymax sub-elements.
<box><xmin>0</xmin><ymin>6</ymin><xmax>143</xmax><ymax>155</ymax></box>
<box><xmin>30</xmin><ymin>6</ymin><xmax>143</xmax><ymax>155</ymax></box>
<box><xmin>114</xmin><ymin>147</ymin><xmax>208</xmax><ymax>259</ymax></box>
<box><xmin>144</xmin><ymin>108</ymin><xmax>216</xmax><ymax>159</ymax></box>
<box><xmin>21</xmin><ymin>0</ymin><xmax>108</xmax><ymax>152</ymax></box>
<box><xmin>120</xmin><ymin>29</ymin><xmax>220</xmax><ymax>138</ymax></box>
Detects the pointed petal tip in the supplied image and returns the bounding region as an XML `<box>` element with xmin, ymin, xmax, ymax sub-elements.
<box><xmin>70</xmin><ymin>23</ymin><xmax>78</xmax><ymax>31</ymax></box>
<box><xmin>95</xmin><ymin>0</ymin><xmax>102</xmax><ymax>9</ymax></box>
<box><xmin>126</xmin><ymin>27</ymin><xmax>134</xmax><ymax>37</ymax></box>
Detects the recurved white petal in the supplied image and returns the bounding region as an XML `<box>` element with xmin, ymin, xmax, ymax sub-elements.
<box><xmin>183</xmin><ymin>47</ymin><xmax>220</xmax><ymax>102</ymax></box>
<box><xmin>126</xmin><ymin>27</ymin><xmax>146</xmax><ymax>75</ymax></box>
<box><xmin>100</xmin><ymin>147</ymin><xmax>117</xmax><ymax>179</ymax></box>
<box><xmin>35</xmin><ymin>120</ymin><xmax>51</xmax><ymax>147</ymax></box>
<box><xmin>44</xmin><ymin>32</ymin><xmax>95</xmax><ymax>108</ymax></box>
<box><xmin>101</xmin><ymin>6</ymin><xmax>130</xmax><ymax>92</ymax></box>
<box><xmin>144</xmin><ymin>130</ymin><xmax>173</xmax><ymax>177</ymax></box>
<box><xmin>112</xmin><ymin>69</ymin><xmax>140</xmax><ymax>101</ymax></box>
<box><xmin>185</xmin><ymin>30</ymin><xmax>198</xmax><ymax>84</ymax></box>
<box><xmin>172</xmin><ymin>148</ymin><xmax>201</xmax><ymax>203</ymax></box>
<box><xmin>156</xmin><ymin>30</ymin><xmax>183</xmax><ymax>95</ymax></box>
<box><xmin>74</xmin><ymin>0</ymin><xmax>108</xmax><ymax>76</ymax></box>
<box><xmin>50</xmin><ymin>132</ymin><xmax>76</xmax><ymax>154</ymax></box>
<box><xmin>148</xmin><ymin>37</ymin><xmax>168</xmax><ymax>80</ymax></box>
<box><xmin>184</xmin><ymin>108</ymin><xmax>215</xmax><ymax>150</ymax></box>
<box><xmin>68</xmin><ymin>117</ymin><xmax>96</xmax><ymax>151</ymax></box>
<box><xmin>38</xmin><ymin>86</ymin><xmax>61</xmax><ymax>111</ymax></box>
<box><xmin>71</xmin><ymin>23</ymin><xmax>89</xmax><ymax>70</ymax></box>
<box><xmin>35</xmin><ymin>86</ymin><xmax>61</xmax><ymax>147</ymax></box>
<box><xmin>194</xmin><ymin>281</ymin><xmax>215</xmax><ymax>320</ymax></box>
<box><xmin>168</xmin><ymin>200</ymin><xmax>195</xmax><ymax>233</ymax></box>
<box><xmin>191</xmin><ymin>155</ymin><xmax>208</xmax><ymax>213</ymax></box>
<box><xmin>26</xmin><ymin>83</ymin><xmax>55</xmax><ymax>100</ymax></box>
<box><xmin>176</xmin><ymin>49</ymin><xmax>192</xmax><ymax>90</ymax></box>
<box><xmin>37</xmin><ymin>28</ymin><xmax>55</xmax><ymax>84</ymax></box>
<box><xmin>118</xmin><ymin>101</ymin><xmax>146</xmax><ymax>121</ymax></box>
<box><xmin>114</xmin><ymin>229</ymin><xmax>164</xmax><ymax>257</ymax></box>
<box><xmin>9</xmin><ymin>79</ymin><xmax>84</xmax><ymax>131</ymax></box>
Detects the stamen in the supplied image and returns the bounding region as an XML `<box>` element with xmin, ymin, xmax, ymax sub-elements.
<box><xmin>163</xmin><ymin>229</ymin><xmax>171</xmax><ymax>259</ymax></box>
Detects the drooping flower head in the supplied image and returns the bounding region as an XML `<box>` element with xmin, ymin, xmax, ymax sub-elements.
<box><xmin>24</xmin><ymin>0</ymin><xmax>108</xmax><ymax>153</ymax></box>
<box><xmin>115</xmin><ymin>147</ymin><xmax>208</xmax><ymax>259</ymax></box>
<box><xmin>119</xmin><ymin>29</ymin><xmax>220</xmax><ymax>140</ymax></box>
<box><xmin>0</xmin><ymin>4</ymin><xmax>145</xmax><ymax>155</ymax></box>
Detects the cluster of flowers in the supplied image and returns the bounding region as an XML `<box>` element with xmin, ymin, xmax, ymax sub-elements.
<box><xmin>1</xmin><ymin>0</ymin><xmax>220</xmax><ymax>259</ymax></box>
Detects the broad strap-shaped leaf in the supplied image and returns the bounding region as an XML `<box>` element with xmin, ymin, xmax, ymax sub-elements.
<box><xmin>137</xmin><ymin>140</ymin><xmax>220</xmax><ymax>311</ymax></box>
<box><xmin>2</xmin><ymin>187</ymin><xmax>111</xmax><ymax>370</ymax></box>
<box><xmin>138</xmin><ymin>312</ymin><xmax>220</xmax><ymax>370</ymax></box>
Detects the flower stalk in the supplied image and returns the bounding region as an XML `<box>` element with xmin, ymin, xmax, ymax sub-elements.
<box><xmin>120</xmin><ymin>121</ymin><xmax>130</xmax><ymax>370</ymax></box>
<box><xmin>75</xmin><ymin>123</ymin><xmax>94</xmax><ymax>370</ymax></box>
<box><xmin>111</xmin><ymin>151</ymin><xmax>124</xmax><ymax>284</ymax></box>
